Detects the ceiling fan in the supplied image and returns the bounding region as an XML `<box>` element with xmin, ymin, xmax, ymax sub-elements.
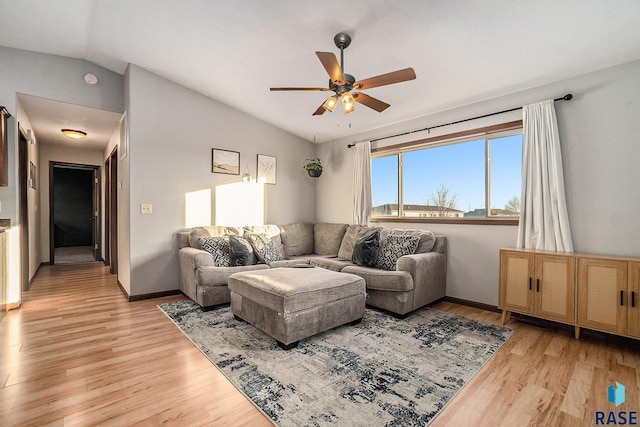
<box><xmin>270</xmin><ymin>32</ymin><xmax>416</xmax><ymax>116</ymax></box>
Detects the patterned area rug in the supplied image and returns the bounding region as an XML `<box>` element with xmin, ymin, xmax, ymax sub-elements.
<box><xmin>158</xmin><ymin>300</ymin><xmax>513</xmax><ymax>426</ymax></box>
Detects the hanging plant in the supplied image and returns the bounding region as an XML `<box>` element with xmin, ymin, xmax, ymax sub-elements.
<box><xmin>303</xmin><ymin>158</ymin><xmax>323</xmax><ymax>177</ymax></box>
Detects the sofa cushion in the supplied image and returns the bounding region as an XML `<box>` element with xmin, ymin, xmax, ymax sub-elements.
<box><xmin>376</xmin><ymin>234</ymin><xmax>420</xmax><ymax>271</ymax></box>
<box><xmin>279</xmin><ymin>222</ymin><xmax>314</xmax><ymax>256</ymax></box>
<box><xmin>337</xmin><ymin>225</ymin><xmax>382</xmax><ymax>260</ymax></box>
<box><xmin>196</xmin><ymin>264</ymin><xmax>270</xmax><ymax>286</ymax></box>
<box><xmin>200</xmin><ymin>236</ymin><xmax>231</xmax><ymax>267</ymax></box>
<box><xmin>342</xmin><ymin>265</ymin><xmax>414</xmax><ymax>292</ymax></box>
<box><xmin>229</xmin><ymin>235</ymin><xmax>257</xmax><ymax>266</ymax></box>
<box><xmin>245</xmin><ymin>233</ymin><xmax>286</xmax><ymax>264</ymax></box>
<box><xmin>351</xmin><ymin>230</ymin><xmax>380</xmax><ymax>267</ymax></box>
<box><xmin>243</xmin><ymin>224</ymin><xmax>285</xmax><ymax>256</ymax></box>
<box><xmin>310</xmin><ymin>257</ymin><xmax>355</xmax><ymax>272</ymax></box>
<box><xmin>314</xmin><ymin>223</ymin><xmax>348</xmax><ymax>255</ymax></box>
<box><xmin>189</xmin><ymin>225</ymin><xmax>243</xmax><ymax>250</ymax></box>
<box><xmin>379</xmin><ymin>228</ymin><xmax>436</xmax><ymax>254</ymax></box>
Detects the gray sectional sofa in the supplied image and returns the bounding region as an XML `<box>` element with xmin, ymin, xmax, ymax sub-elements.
<box><xmin>177</xmin><ymin>222</ymin><xmax>447</xmax><ymax>316</ymax></box>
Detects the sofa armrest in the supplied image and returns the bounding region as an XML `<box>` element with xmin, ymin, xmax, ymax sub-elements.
<box><xmin>178</xmin><ymin>247</ymin><xmax>214</xmax><ymax>302</ymax></box>
<box><xmin>396</xmin><ymin>251</ymin><xmax>447</xmax><ymax>310</ymax></box>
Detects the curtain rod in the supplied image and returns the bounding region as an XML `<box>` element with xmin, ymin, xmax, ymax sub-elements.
<box><xmin>347</xmin><ymin>94</ymin><xmax>573</xmax><ymax>148</ymax></box>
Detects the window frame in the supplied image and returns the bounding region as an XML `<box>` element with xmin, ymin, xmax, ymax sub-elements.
<box><xmin>370</xmin><ymin>120</ymin><xmax>522</xmax><ymax>226</ymax></box>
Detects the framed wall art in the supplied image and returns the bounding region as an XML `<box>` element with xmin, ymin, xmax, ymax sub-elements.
<box><xmin>212</xmin><ymin>148</ymin><xmax>240</xmax><ymax>175</ymax></box>
<box><xmin>257</xmin><ymin>154</ymin><xmax>276</xmax><ymax>184</ymax></box>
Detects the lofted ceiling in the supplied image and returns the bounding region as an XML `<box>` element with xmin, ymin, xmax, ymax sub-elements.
<box><xmin>2</xmin><ymin>0</ymin><xmax>640</xmax><ymax>146</ymax></box>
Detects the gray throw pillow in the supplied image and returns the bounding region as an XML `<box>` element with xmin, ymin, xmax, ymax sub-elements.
<box><xmin>245</xmin><ymin>233</ymin><xmax>285</xmax><ymax>264</ymax></box>
<box><xmin>200</xmin><ymin>236</ymin><xmax>231</xmax><ymax>267</ymax></box>
<box><xmin>376</xmin><ymin>234</ymin><xmax>420</xmax><ymax>271</ymax></box>
<box><xmin>229</xmin><ymin>235</ymin><xmax>257</xmax><ymax>266</ymax></box>
<box><xmin>352</xmin><ymin>230</ymin><xmax>380</xmax><ymax>267</ymax></box>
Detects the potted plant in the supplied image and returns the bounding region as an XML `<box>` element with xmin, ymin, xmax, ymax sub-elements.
<box><xmin>303</xmin><ymin>158</ymin><xmax>323</xmax><ymax>177</ymax></box>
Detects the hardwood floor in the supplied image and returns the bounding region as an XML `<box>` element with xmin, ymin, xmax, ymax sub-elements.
<box><xmin>1</xmin><ymin>263</ymin><xmax>638</xmax><ymax>426</ymax></box>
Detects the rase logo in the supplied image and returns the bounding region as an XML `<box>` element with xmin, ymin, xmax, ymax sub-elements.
<box><xmin>595</xmin><ymin>382</ymin><xmax>637</xmax><ymax>425</ymax></box>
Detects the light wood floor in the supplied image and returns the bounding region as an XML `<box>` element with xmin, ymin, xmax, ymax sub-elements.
<box><xmin>1</xmin><ymin>263</ymin><xmax>638</xmax><ymax>426</ymax></box>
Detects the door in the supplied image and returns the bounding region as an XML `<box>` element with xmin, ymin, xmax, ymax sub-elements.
<box><xmin>577</xmin><ymin>258</ymin><xmax>628</xmax><ymax>335</ymax></box>
<box><xmin>627</xmin><ymin>261</ymin><xmax>639</xmax><ymax>338</ymax></box>
<box><xmin>499</xmin><ymin>250</ymin><xmax>534</xmax><ymax>315</ymax></box>
<box><xmin>534</xmin><ymin>254</ymin><xmax>575</xmax><ymax>324</ymax></box>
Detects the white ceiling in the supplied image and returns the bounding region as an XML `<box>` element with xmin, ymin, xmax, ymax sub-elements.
<box><xmin>2</xmin><ymin>0</ymin><xmax>640</xmax><ymax>145</ymax></box>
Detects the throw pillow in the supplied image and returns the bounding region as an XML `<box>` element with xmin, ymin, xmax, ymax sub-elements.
<box><xmin>245</xmin><ymin>233</ymin><xmax>285</xmax><ymax>264</ymax></box>
<box><xmin>200</xmin><ymin>236</ymin><xmax>231</xmax><ymax>267</ymax></box>
<box><xmin>376</xmin><ymin>234</ymin><xmax>420</xmax><ymax>271</ymax></box>
<box><xmin>352</xmin><ymin>230</ymin><xmax>380</xmax><ymax>267</ymax></box>
<box><xmin>228</xmin><ymin>235</ymin><xmax>257</xmax><ymax>266</ymax></box>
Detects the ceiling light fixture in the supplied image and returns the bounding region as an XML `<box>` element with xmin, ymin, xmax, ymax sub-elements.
<box><xmin>341</xmin><ymin>92</ymin><xmax>356</xmax><ymax>114</ymax></box>
<box><xmin>61</xmin><ymin>128</ymin><xmax>87</xmax><ymax>139</ymax></box>
<box><xmin>322</xmin><ymin>95</ymin><xmax>338</xmax><ymax>113</ymax></box>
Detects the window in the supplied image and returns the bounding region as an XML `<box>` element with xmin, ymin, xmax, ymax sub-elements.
<box><xmin>371</xmin><ymin>125</ymin><xmax>523</xmax><ymax>223</ymax></box>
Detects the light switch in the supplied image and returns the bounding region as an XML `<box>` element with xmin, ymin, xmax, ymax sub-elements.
<box><xmin>140</xmin><ymin>203</ymin><xmax>152</xmax><ymax>214</ymax></box>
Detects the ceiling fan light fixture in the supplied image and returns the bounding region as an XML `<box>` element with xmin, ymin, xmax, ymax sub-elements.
<box><xmin>342</xmin><ymin>92</ymin><xmax>356</xmax><ymax>114</ymax></box>
<box><xmin>322</xmin><ymin>95</ymin><xmax>338</xmax><ymax>112</ymax></box>
<box><xmin>61</xmin><ymin>128</ymin><xmax>87</xmax><ymax>139</ymax></box>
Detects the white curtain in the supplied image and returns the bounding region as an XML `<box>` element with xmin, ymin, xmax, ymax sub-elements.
<box><xmin>517</xmin><ymin>100</ymin><xmax>573</xmax><ymax>251</ymax></box>
<box><xmin>353</xmin><ymin>141</ymin><xmax>372</xmax><ymax>226</ymax></box>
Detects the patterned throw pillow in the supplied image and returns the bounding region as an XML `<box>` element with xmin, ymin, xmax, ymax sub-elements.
<box><xmin>245</xmin><ymin>233</ymin><xmax>285</xmax><ymax>264</ymax></box>
<box><xmin>200</xmin><ymin>236</ymin><xmax>231</xmax><ymax>267</ymax></box>
<box><xmin>376</xmin><ymin>234</ymin><xmax>420</xmax><ymax>271</ymax></box>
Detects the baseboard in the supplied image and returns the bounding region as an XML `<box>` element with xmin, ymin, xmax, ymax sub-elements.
<box><xmin>441</xmin><ymin>296</ymin><xmax>500</xmax><ymax>313</ymax></box>
<box><xmin>127</xmin><ymin>289</ymin><xmax>182</xmax><ymax>302</ymax></box>
<box><xmin>116</xmin><ymin>279</ymin><xmax>129</xmax><ymax>299</ymax></box>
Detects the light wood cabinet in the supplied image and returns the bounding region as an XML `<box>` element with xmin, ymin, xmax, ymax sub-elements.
<box><xmin>499</xmin><ymin>250</ymin><xmax>575</xmax><ymax>326</ymax></box>
<box><xmin>499</xmin><ymin>248</ymin><xmax>640</xmax><ymax>340</ymax></box>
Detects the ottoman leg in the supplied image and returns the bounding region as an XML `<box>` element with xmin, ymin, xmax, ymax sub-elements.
<box><xmin>277</xmin><ymin>340</ymin><xmax>298</xmax><ymax>350</ymax></box>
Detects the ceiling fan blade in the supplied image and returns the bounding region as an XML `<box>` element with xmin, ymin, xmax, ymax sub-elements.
<box><xmin>316</xmin><ymin>52</ymin><xmax>345</xmax><ymax>86</ymax></box>
<box><xmin>353</xmin><ymin>92</ymin><xmax>390</xmax><ymax>112</ymax></box>
<box><xmin>353</xmin><ymin>68</ymin><xmax>416</xmax><ymax>90</ymax></box>
<box><xmin>312</xmin><ymin>103</ymin><xmax>326</xmax><ymax>116</ymax></box>
<box><xmin>270</xmin><ymin>87</ymin><xmax>331</xmax><ymax>91</ymax></box>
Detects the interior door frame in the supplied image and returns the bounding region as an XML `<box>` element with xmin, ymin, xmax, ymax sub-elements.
<box><xmin>105</xmin><ymin>147</ymin><xmax>118</xmax><ymax>274</ymax></box>
<box><xmin>49</xmin><ymin>161</ymin><xmax>101</xmax><ymax>264</ymax></box>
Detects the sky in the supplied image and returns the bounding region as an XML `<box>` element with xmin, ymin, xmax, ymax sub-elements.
<box><xmin>371</xmin><ymin>134</ymin><xmax>523</xmax><ymax>212</ymax></box>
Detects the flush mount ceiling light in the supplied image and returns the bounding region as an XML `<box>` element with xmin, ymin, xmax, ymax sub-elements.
<box><xmin>270</xmin><ymin>32</ymin><xmax>416</xmax><ymax>115</ymax></box>
<box><xmin>83</xmin><ymin>73</ymin><xmax>98</xmax><ymax>86</ymax></box>
<box><xmin>61</xmin><ymin>128</ymin><xmax>87</xmax><ymax>139</ymax></box>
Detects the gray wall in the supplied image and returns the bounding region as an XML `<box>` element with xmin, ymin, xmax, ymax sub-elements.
<box><xmin>125</xmin><ymin>65</ymin><xmax>316</xmax><ymax>296</ymax></box>
<box><xmin>316</xmin><ymin>59</ymin><xmax>640</xmax><ymax>306</ymax></box>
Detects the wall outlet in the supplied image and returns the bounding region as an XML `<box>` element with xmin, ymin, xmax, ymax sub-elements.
<box><xmin>140</xmin><ymin>203</ymin><xmax>152</xmax><ymax>214</ymax></box>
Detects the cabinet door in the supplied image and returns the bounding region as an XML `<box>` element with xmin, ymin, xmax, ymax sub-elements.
<box><xmin>499</xmin><ymin>250</ymin><xmax>534</xmax><ymax>314</ymax></box>
<box><xmin>577</xmin><ymin>258</ymin><xmax>627</xmax><ymax>335</ymax></box>
<box><xmin>628</xmin><ymin>261</ymin><xmax>640</xmax><ymax>338</ymax></box>
<box><xmin>534</xmin><ymin>254</ymin><xmax>575</xmax><ymax>324</ymax></box>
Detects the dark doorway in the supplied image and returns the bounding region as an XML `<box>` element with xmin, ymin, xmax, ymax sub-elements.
<box><xmin>18</xmin><ymin>125</ymin><xmax>29</xmax><ymax>290</ymax></box>
<box><xmin>49</xmin><ymin>163</ymin><xmax>101</xmax><ymax>264</ymax></box>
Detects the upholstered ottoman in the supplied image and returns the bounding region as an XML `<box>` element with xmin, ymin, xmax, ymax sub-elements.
<box><xmin>228</xmin><ymin>267</ymin><xmax>366</xmax><ymax>349</ymax></box>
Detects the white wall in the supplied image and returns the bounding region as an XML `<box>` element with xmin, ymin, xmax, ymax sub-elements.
<box><xmin>316</xmin><ymin>59</ymin><xmax>640</xmax><ymax>306</ymax></box>
<box><xmin>38</xmin><ymin>145</ymin><xmax>105</xmax><ymax>263</ymax></box>
<box><xmin>125</xmin><ymin>65</ymin><xmax>316</xmax><ymax>296</ymax></box>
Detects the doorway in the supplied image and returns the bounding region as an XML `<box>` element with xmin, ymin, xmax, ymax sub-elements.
<box><xmin>105</xmin><ymin>147</ymin><xmax>118</xmax><ymax>274</ymax></box>
<box><xmin>49</xmin><ymin>162</ymin><xmax>101</xmax><ymax>264</ymax></box>
<box><xmin>18</xmin><ymin>125</ymin><xmax>29</xmax><ymax>290</ymax></box>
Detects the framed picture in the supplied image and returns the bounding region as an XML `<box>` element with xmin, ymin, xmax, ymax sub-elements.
<box><xmin>257</xmin><ymin>154</ymin><xmax>276</xmax><ymax>184</ymax></box>
<box><xmin>212</xmin><ymin>148</ymin><xmax>240</xmax><ymax>175</ymax></box>
<box><xmin>29</xmin><ymin>161</ymin><xmax>36</xmax><ymax>189</ymax></box>
<box><xmin>119</xmin><ymin>111</ymin><xmax>128</xmax><ymax>161</ymax></box>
